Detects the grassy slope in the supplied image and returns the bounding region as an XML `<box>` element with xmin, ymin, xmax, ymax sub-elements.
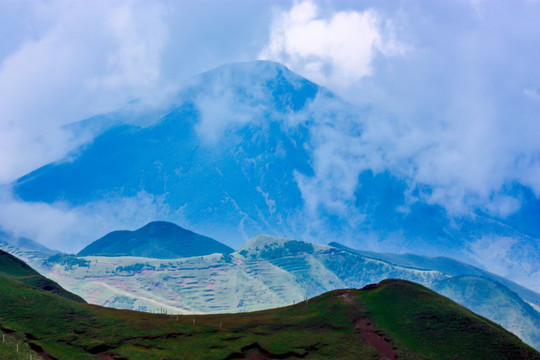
<box><xmin>4</xmin><ymin>238</ymin><xmax>539</xmax><ymax>351</ymax></box>
<box><xmin>1</xmin><ymin>275</ymin><xmax>539</xmax><ymax>360</ymax></box>
<box><xmin>0</xmin><ymin>250</ymin><xmax>85</xmax><ymax>303</ymax></box>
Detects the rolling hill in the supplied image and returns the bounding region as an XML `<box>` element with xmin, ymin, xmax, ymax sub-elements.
<box><xmin>78</xmin><ymin>221</ymin><xmax>233</xmax><ymax>259</ymax></box>
<box><xmin>0</xmin><ymin>268</ymin><xmax>538</xmax><ymax>359</ymax></box>
<box><xmin>3</xmin><ymin>234</ymin><xmax>539</xmax><ymax>350</ymax></box>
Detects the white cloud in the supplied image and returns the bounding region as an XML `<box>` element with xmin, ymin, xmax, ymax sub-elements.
<box><xmin>259</xmin><ymin>1</ymin><xmax>406</xmax><ymax>92</ymax></box>
<box><xmin>0</xmin><ymin>1</ymin><xmax>171</xmax><ymax>184</ymax></box>
<box><xmin>0</xmin><ymin>189</ymin><xmax>176</xmax><ymax>253</ymax></box>
<box><xmin>272</xmin><ymin>0</ymin><xmax>540</xmax><ymax>219</ymax></box>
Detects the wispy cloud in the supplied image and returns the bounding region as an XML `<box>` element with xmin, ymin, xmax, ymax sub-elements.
<box><xmin>0</xmin><ymin>188</ymin><xmax>175</xmax><ymax>253</ymax></box>
<box><xmin>0</xmin><ymin>1</ymin><xmax>170</xmax><ymax>183</ymax></box>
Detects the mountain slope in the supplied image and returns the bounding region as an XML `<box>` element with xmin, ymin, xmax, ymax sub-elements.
<box><xmin>13</xmin><ymin>61</ymin><xmax>316</xmax><ymax>246</ymax></box>
<box><xmin>78</xmin><ymin>221</ymin><xmax>233</xmax><ymax>258</ymax></box>
<box><xmin>329</xmin><ymin>241</ymin><xmax>540</xmax><ymax>310</ymax></box>
<box><xmin>0</xmin><ymin>272</ymin><xmax>538</xmax><ymax>359</ymax></box>
<box><xmin>4</xmin><ymin>234</ymin><xmax>538</xmax><ymax>350</ymax></box>
<box><xmin>0</xmin><ymin>249</ymin><xmax>84</xmax><ymax>303</ymax></box>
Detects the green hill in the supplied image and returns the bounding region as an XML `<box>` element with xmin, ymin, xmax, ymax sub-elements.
<box><xmin>77</xmin><ymin>221</ymin><xmax>234</xmax><ymax>258</ymax></box>
<box><xmin>0</xmin><ymin>249</ymin><xmax>84</xmax><ymax>303</ymax></box>
<box><xmin>4</xmin><ymin>234</ymin><xmax>539</xmax><ymax>350</ymax></box>
<box><xmin>0</xmin><ymin>272</ymin><xmax>538</xmax><ymax>360</ymax></box>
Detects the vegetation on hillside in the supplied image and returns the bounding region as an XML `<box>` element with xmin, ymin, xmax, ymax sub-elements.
<box><xmin>1</xmin><ymin>269</ymin><xmax>538</xmax><ymax>359</ymax></box>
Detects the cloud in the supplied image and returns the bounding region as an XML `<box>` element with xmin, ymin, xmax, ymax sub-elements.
<box><xmin>259</xmin><ymin>1</ymin><xmax>406</xmax><ymax>92</ymax></box>
<box><xmin>192</xmin><ymin>64</ymin><xmax>269</xmax><ymax>143</ymax></box>
<box><xmin>0</xmin><ymin>189</ymin><xmax>177</xmax><ymax>253</ymax></box>
<box><xmin>268</xmin><ymin>0</ymin><xmax>540</xmax><ymax>219</ymax></box>
<box><xmin>0</xmin><ymin>1</ymin><xmax>170</xmax><ymax>184</ymax></box>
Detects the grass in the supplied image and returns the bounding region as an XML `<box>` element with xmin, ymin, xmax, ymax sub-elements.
<box><xmin>1</xmin><ymin>274</ymin><xmax>539</xmax><ymax>359</ymax></box>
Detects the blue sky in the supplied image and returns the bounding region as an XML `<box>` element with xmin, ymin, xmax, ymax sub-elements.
<box><xmin>0</xmin><ymin>1</ymin><xmax>539</xmax><ymax>289</ymax></box>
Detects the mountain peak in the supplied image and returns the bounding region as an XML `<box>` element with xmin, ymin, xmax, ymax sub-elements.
<box><xmin>77</xmin><ymin>221</ymin><xmax>233</xmax><ymax>259</ymax></box>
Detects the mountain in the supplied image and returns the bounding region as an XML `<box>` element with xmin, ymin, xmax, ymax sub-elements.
<box><xmin>3</xmin><ymin>234</ymin><xmax>539</xmax><ymax>350</ymax></box>
<box><xmin>0</xmin><ymin>229</ymin><xmax>58</xmax><ymax>254</ymax></box>
<box><xmin>432</xmin><ymin>275</ymin><xmax>540</xmax><ymax>350</ymax></box>
<box><xmin>329</xmin><ymin>241</ymin><xmax>540</xmax><ymax>311</ymax></box>
<box><xmin>0</xmin><ymin>249</ymin><xmax>84</xmax><ymax>303</ymax></box>
<box><xmin>0</xmin><ymin>270</ymin><xmax>538</xmax><ymax>360</ymax></box>
<box><xmin>77</xmin><ymin>221</ymin><xmax>233</xmax><ymax>258</ymax></box>
<box><xmin>9</xmin><ymin>61</ymin><xmax>539</xmax><ymax>291</ymax></box>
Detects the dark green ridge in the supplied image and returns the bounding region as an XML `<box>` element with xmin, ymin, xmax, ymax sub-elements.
<box><xmin>1</xmin><ymin>272</ymin><xmax>539</xmax><ymax>359</ymax></box>
<box><xmin>0</xmin><ymin>249</ymin><xmax>85</xmax><ymax>303</ymax></box>
<box><xmin>77</xmin><ymin>221</ymin><xmax>234</xmax><ymax>259</ymax></box>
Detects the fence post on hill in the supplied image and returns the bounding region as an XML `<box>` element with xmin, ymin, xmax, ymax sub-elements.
<box><xmin>220</xmin><ymin>321</ymin><xmax>222</xmax><ymax>329</ymax></box>
<box><xmin>16</xmin><ymin>343</ymin><xmax>18</xmax><ymax>352</ymax></box>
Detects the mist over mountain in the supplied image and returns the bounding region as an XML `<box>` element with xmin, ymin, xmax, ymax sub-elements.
<box><xmin>7</xmin><ymin>60</ymin><xmax>540</xmax><ymax>292</ymax></box>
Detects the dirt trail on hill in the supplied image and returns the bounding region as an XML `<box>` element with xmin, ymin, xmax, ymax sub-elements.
<box><xmin>355</xmin><ymin>316</ymin><xmax>396</xmax><ymax>360</ymax></box>
<box><xmin>339</xmin><ymin>290</ymin><xmax>397</xmax><ymax>360</ymax></box>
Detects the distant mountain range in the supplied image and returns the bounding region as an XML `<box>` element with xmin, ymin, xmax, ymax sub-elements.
<box><xmin>2</xmin><ymin>228</ymin><xmax>539</xmax><ymax>351</ymax></box>
<box><xmin>0</xmin><ymin>252</ymin><xmax>538</xmax><ymax>359</ymax></box>
<box><xmin>78</xmin><ymin>221</ymin><xmax>233</xmax><ymax>258</ymax></box>
<box><xmin>8</xmin><ymin>61</ymin><xmax>539</xmax><ymax>292</ymax></box>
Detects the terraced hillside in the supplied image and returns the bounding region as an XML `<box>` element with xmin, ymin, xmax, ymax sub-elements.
<box><xmin>2</xmin><ymin>235</ymin><xmax>539</xmax><ymax>350</ymax></box>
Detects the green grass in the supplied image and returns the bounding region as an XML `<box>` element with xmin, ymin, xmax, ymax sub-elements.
<box><xmin>1</xmin><ymin>275</ymin><xmax>539</xmax><ymax>359</ymax></box>
<box><xmin>361</xmin><ymin>280</ymin><xmax>539</xmax><ymax>360</ymax></box>
<box><xmin>0</xmin><ymin>250</ymin><xmax>85</xmax><ymax>303</ymax></box>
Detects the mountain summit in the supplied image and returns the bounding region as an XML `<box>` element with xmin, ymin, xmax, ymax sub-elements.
<box><xmin>77</xmin><ymin>221</ymin><xmax>233</xmax><ymax>259</ymax></box>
